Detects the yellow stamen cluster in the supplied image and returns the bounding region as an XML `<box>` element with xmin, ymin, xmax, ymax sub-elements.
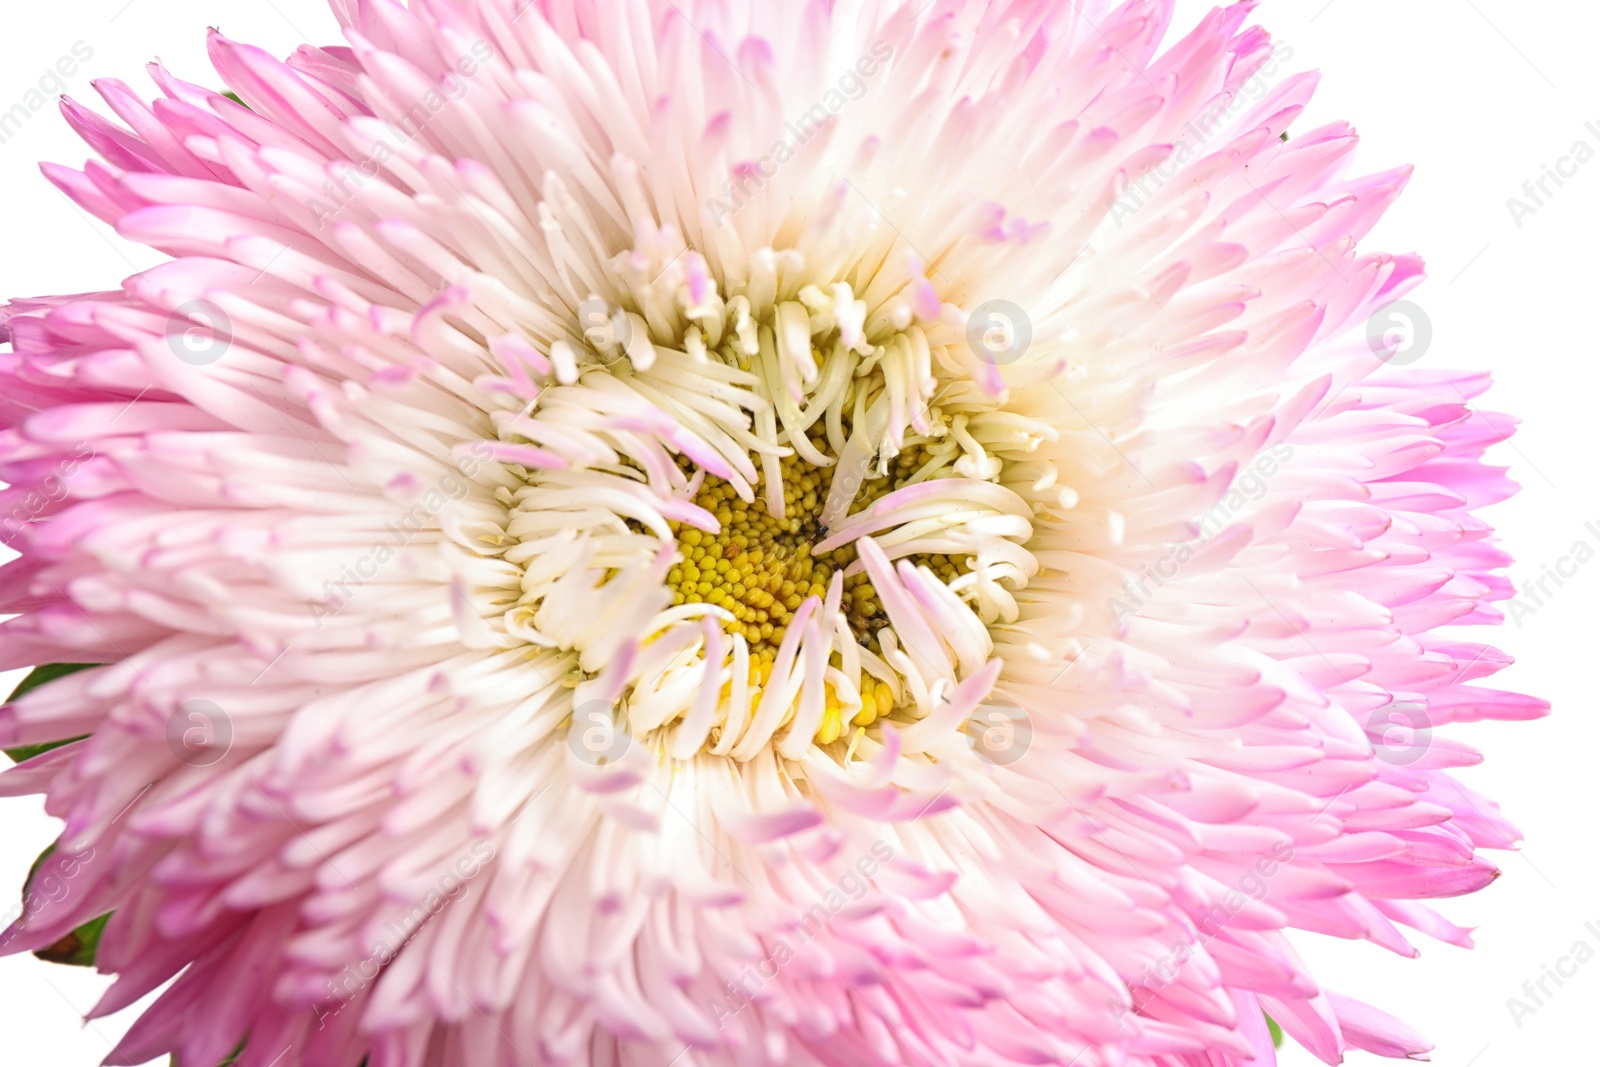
<box><xmin>667</xmin><ymin>451</ymin><xmax>840</xmax><ymax>655</ymax></box>
<box><xmin>664</xmin><ymin>426</ymin><xmax>974</xmax><ymax>746</ymax></box>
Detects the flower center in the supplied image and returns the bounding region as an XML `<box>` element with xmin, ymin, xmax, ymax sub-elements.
<box><xmin>667</xmin><ymin>440</ymin><xmax>971</xmax><ymax>656</ymax></box>
<box><xmin>485</xmin><ymin>259</ymin><xmax>1045</xmax><ymax>760</ymax></box>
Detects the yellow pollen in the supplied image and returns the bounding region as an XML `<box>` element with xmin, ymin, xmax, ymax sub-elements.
<box><xmin>663</xmin><ymin>427</ymin><xmax>975</xmax><ymax>746</ymax></box>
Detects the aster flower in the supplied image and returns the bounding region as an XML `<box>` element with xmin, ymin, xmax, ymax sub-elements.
<box><xmin>0</xmin><ymin>1</ymin><xmax>1544</xmax><ymax>1066</ymax></box>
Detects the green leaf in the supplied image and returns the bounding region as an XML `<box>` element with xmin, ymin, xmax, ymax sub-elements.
<box><xmin>6</xmin><ymin>662</ymin><xmax>94</xmax><ymax>703</ymax></box>
<box><xmin>168</xmin><ymin>1039</ymin><xmax>244</xmax><ymax>1067</ymax></box>
<box><xmin>1266</xmin><ymin>1013</ymin><xmax>1284</xmax><ymax>1048</ymax></box>
<box><xmin>163</xmin><ymin>1044</ymin><xmax>361</xmax><ymax>1066</ymax></box>
<box><xmin>5</xmin><ymin>663</ymin><xmax>95</xmax><ymax>762</ymax></box>
<box><xmin>22</xmin><ymin>840</ymin><xmax>112</xmax><ymax>968</ymax></box>
<box><xmin>4</xmin><ymin>737</ymin><xmax>89</xmax><ymax>763</ymax></box>
<box><xmin>24</xmin><ymin>841</ymin><xmax>55</xmax><ymax>889</ymax></box>
<box><xmin>7</xmin><ymin>665</ymin><xmax>118</xmax><ymax>967</ymax></box>
<box><xmin>221</xmin><ymin>90</ymin><xmax>246</xmax><ymax>107</ymax></box>
<box><xmin>34</xmin><ymin>912</ymin><xmax>108</xmax><ymax>967</ymax></box>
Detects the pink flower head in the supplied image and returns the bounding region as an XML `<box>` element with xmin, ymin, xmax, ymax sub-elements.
<box><xmin>0</xmin><ymin>2</ymin><xmax>1542</xmax><ymax>1066</ymax></box>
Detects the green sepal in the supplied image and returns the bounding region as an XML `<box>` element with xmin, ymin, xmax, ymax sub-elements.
<box><xmin>24</xmin><ymin>840</ymin><xmax>54</xmax><ymax>888</ymax></box>
<box><xmin>164</xmin><ymin>1043</ymin><xmax>363</xmax><ymax>1066</ymax></box>
<box><xmin>168</xmin><ymin>1039</ymin><xmax>244</xmax><ymax>1067</ymax></box>
<box><xmin>1266</xmin><ymin>1013</ymin><xmax>1284</xmax><ymax>1048</ymax></box>
<box><xmin>21</xmin><ymin>840</ymin><xmax>112</xmax><ymax>967</ymax></box>
<box><xmin>4</xmin><ymin>736</ymin><xmax>89</xmax><ymax>763</ymax></box>
<box><xmin>5</xmin><ymin>663</ymin><xmax>95</xmax><ymax>761</ymax></box>
<box><xmin>34</xmin><ymin>912</ymin><xmax>108</xmax><ymax>967</ymax></box>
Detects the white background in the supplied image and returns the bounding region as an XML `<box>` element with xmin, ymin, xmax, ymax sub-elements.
<box><xmin>0</xmin><ymin>1</ymin><xmax>1590</xmax><ymax>1064</ymax></box>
